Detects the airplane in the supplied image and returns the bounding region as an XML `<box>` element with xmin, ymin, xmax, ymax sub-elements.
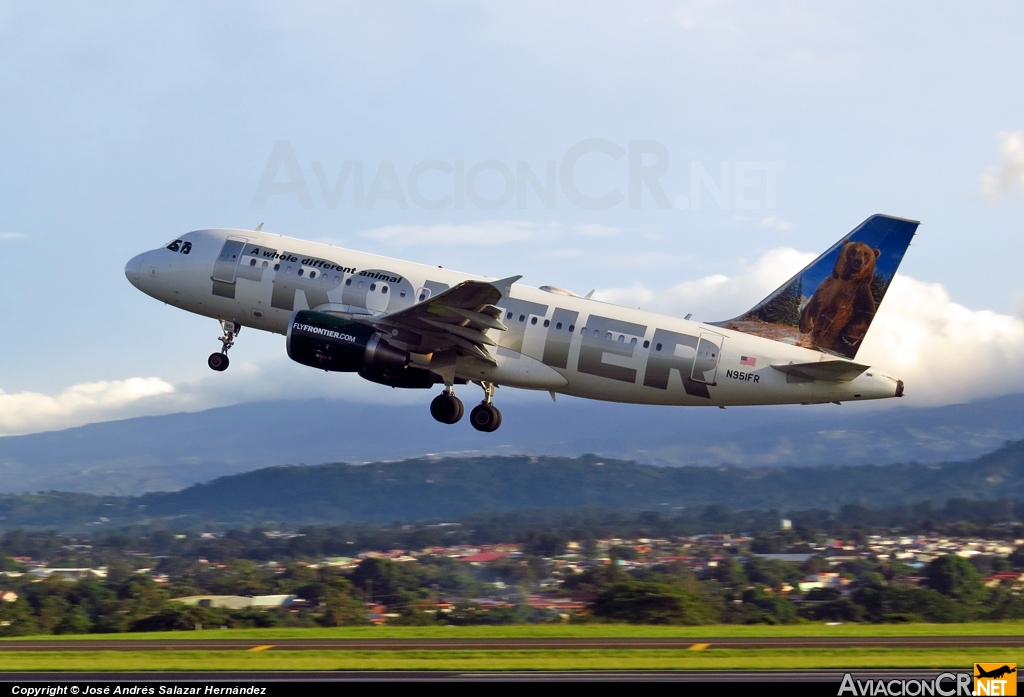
<box><xmin>125</xmin><ymin>214</ymin><xmax>918</xmax><ymax>432</ymax></box>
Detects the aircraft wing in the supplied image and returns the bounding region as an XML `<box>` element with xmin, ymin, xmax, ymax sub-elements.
<box><xmin>367</xmin><ymin>275</ymin><xmax>522</xmax><ymax>364</ymax></box>
<box><xmin>770</xmin><ymin>360</ymin><xmax>870</xmax><ymax>382</ymax></box>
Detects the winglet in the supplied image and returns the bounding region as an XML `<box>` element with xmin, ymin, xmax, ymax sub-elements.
<box><xmin>490</xmin><ymin>275</ymin><xmax>522</xmax><ymax>299</ymax></box>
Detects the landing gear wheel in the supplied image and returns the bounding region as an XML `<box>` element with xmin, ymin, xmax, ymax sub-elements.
<box><xmin>470</xmin><ymin>403</ymin><xmax>502</xmax><ymax>432</ymax></box>
<box><xmin>430</xmin><ymin>392</ymin><xmax>464</xmax><ymax>424</ymax></box>
<box><xmin>209</xmin><ymin>320</ymin><xmax>240</xmax><ymax>371</ymax></box>
<box><xmin>208</xmin><ymin>353</ymin><xmax>229</xmax><ymax>372</ymax></box>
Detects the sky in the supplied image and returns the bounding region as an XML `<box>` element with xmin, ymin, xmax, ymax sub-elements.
<box><xmin>1</xmin><ymin>1</ymin><xmax>1024</xmax><ymax>436</ymax></box>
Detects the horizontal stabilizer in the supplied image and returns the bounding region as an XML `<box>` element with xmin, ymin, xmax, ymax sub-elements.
<box><xmin>771</xmin><ymin>360</ymin><xmax>869</xmax><ymax>382</ymax></box>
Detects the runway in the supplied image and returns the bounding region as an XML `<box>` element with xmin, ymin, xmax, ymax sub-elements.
<box><xmin>0</xmin><ymin>669</ymin><xmax>985</xmax><ymax>682</ymax></box>
<box><xmin>1</xmin><ymin>636</ymin><xmax>1023</xmax><ymax>651</ymax></box>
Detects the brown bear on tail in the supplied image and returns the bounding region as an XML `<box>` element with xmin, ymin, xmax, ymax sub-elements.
<box><xmin>798</xmin><ymin>241</ymin><xmax>881</xmax><ymax>355</ymax></box>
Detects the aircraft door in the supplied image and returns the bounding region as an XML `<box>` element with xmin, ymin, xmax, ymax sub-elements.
<box><xmin>212</xmin><ymin>237</ymin><xmax>248</xmax><ymax>284</ymax></box>
<box><xmin>691</xmin><ymin>332</ymin><xmax>724</xmax><ymax>384</ymax></box>
<box><xmin>365</xmin><ymin>282</ymin><xmax>389</xmax><ymax>313</ymax></box>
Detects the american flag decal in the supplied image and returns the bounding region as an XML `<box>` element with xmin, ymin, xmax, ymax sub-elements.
<box><xmin>740</xmin><ymin>356</ymin><xmax>756</xmax><ymax>366</ymax></box>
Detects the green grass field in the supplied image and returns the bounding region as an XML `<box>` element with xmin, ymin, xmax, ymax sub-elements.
<box><xmin>0</xmin><ymin>647</ymin><xmax>1019</xmax><ymax>672</ymax></box>
<box><xmin>2</xmin><ymin>623</ymin><xmax>1022</xmax><ymax>671</ymax></box>
<box><xmin>3</xmin><ymin>620</ymin><xmax>1024</xmax><ymax>642</ymax></box>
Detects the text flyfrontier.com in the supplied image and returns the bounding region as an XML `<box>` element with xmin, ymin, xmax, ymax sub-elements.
<box><xmin>10</xmin><ymin>687</ymin><xmax>268</xmax><ymax>696</ymax></box>
<box><xmin>838</xmin><ymin>664</ymin><xmax>1018</xmax><ymax>697</ymax></box>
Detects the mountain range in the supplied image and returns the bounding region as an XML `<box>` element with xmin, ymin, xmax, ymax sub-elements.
<box><xmin>4</xmin><ymin>441</ymin><xmax>1024</xmax><ymax>529</ymax></box>
<box><xmin>1</xmin><ymin>393</ymin><xmax>1023</xmax><ymax>495</ymax></box>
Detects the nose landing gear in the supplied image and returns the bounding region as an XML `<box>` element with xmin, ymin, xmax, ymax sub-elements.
<box><xmin>208</xmin><ymin>320</ymin><xmax>240</xmax><ymax>372</ymax></box>
<box><xmin>469</xmin><ymin>381</ymin><xmax>502</xmax><ymax>432</ymax></box>
<box><xmin>430</xmin><ymin>388</ymin><xmax>464</xmax><ymax>424</ymax></box>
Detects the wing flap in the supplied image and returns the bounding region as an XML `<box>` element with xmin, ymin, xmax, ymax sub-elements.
<box><xmin>372</xmin><ymin>275</ymin><xmax>522</xmax><ymax>362</ymax></box>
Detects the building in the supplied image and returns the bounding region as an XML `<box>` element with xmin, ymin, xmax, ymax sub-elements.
<box><xmin>173</xmin><ymin>595</ymin><xmax>299</xmax><ymax>610</ymax></box>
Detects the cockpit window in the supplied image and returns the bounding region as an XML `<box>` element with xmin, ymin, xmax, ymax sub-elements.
<box><xmin>165</xmin><ymin>239</ymin><xmax>191</xmax><ymax>254</ymax></box>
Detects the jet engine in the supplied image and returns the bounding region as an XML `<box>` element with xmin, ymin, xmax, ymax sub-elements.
<box><xmin>286</xmin><ymin>310</ymin><xmax>404</xmax><ymax>371</ymax></box>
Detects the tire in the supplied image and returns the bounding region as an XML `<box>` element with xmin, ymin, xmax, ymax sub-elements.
<box><xmin>470</xmin><ymin>403</ymin><xmax>501</xmax><ymax>432</ymax></box>
<box><xmin>488</xmin><ymin>406</ymin><xmax>502</xmax><ymax>432</ymax></box>
<box><xmin>430</xmin><ymin>393</ymin><xmax>463</xmax><ymax>424</ymax></box>
<box><xmin>208</xmin><ymin>353</ymin><xmax>229</xmax><ymax>371</ymax></box>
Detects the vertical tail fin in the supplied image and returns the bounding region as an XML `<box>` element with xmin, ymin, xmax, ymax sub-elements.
<box><xmin>714</xmin><ymin>214</ymin><xmax>919</xmax><ymax>359</ymax></box>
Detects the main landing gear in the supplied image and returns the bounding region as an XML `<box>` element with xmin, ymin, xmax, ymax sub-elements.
<box><xmin>430</xmin><ymin>388</ymin><xmax>464</xmax><ymax>424</ymax></box>
<box><xmin>431</xmin><ymin>382</ymin><xmax>502</xmax><ymax>432</ymax></box>
<box><xmin>208</xmin><ymin>320</ymin><xmax>239</xmax><ymax>372</ymax></box>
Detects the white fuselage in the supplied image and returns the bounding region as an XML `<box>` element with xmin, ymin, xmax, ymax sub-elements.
<box><xmin>126</xmin><ymin>228</ymin><xmax>901</xmax><ymax>406</ymax></box>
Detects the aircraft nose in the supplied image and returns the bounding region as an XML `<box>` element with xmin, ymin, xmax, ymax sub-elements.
<box><xmin>125</xmin><ymin>252</ymin><xmax>146</xmax><ymax>288</ymax></box>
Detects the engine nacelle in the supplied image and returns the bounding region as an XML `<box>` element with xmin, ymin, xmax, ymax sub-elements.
<box><xmin>287</xmin><ymin>310</ymin><xmax>410</xmax><ymax>373</ymax></box>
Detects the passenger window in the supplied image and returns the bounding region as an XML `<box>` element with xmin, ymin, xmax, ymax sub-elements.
<box><xmin>531</xmin><ymin>317</ymin><xmax>537</xmax><ymax>325</ymax></box>
<box><xmin>606</xmin><ymin>332</ymin><xmax>612</xmax><ymax>340</ymax></box>
<box><xmin>630</xmin><ymin>337</ymin><xmax>637</xmax><ymax>346</ymax></box>
<box><xmin>568</xmin><ymin>325</ymin><xmax>574</xmax><ymax>332</ymax></box>
<box><xmin>656</xmin><ymin>343</ymin><xmax>662</xmax><ymax>351</ymax></box>
<box><xmin>262</xmin><ymin>261</ymin><xmax>268</xmax><ymax>269</ymax></box>
<box><xmin>346</xmin><ymin>279</ymin><xmax>352</xmax><ymax>286</ymax></box>
<box><xmin>519</xmin><ymin>315</ymin><xmax>526</xmax><ymax>322</ymax></box>
<box><xmin>556</xmin><ymin>322</ymin><xmax>562</xmax><ymax>330</ymax></box>
<box><xmin>274</xmin><ymin>264</ymin><xmax>280</xmax><ymax>271</ymax></box>
<box><xmin>298</xmin><ymin>269</ymin><xmax>304</xmax><ymax>276</ymax></box>
<box><xmin>643</xmin><ymin>340</ymin><xmax>650</xmax><ymax>348</ymax></box>
<box><xmin>250</xmin><ymin>259</ymin><xmax>256</xmax><ymax>266</ymax></box>
<box><xmin>400</xmin><ymin>289</ymin><xmax>407</xmax><ymax>297</ymax></box>
<box><xmin>370</xmin><ymin>283</ymin><xmax>376</xmax><ymax>291</ymax></box>
<box><xmin>543</xmin><ymin>319</ymin><xmax>550</xmax><ymax>327</ymax></box>
<box><xmin>506</xmin><ymin>311</ymin><xmax>513</xmax><ymax>319</ymax></box>
<box><xmin>618</xmin><ymin>335</ymin><xmax>624</xmax><ymax>343</ymax></box>
<box><xmin>286</xmin><ymin>266</ymin><xmax>293</xmax><ymax>274</ymax></box>
<box><xmin>334</xmin><ymin>275</ymin><xmax>340</xmax><ymax>283</ymax></box>
<box><xmin>358</xmin><ymin>281</ymin><xmax>364</xmax><ymax>288</ymax></box>
<box><xmin>309</xmin><ymin>271</ymin><xmax>315</xmax><ymax>278</ymax></box>
<box><xmin>381</xmin><ymin>286</ymin><xmax>388</xmax><ymax>294</ymax></box>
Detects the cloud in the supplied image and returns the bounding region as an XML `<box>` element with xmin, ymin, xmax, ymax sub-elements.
<box><xmin>0</xmin><ymin>357</ymin><xmax>435</xmax><ymax>437</ymax></box>
<box><xmin>596</xmin><ymin>247</ymin><xmax>1024</xmax><ymax>405</ymax></box>
<box><xmin>0</xmin><ymin>232</ymin><xmax>28</xmax><ymax>240</ymax></box>
<box><xmin>758</xmin><ymin>215</ymin><xmax>794</xmax><ymax>230</ymax></box>
<box><xmin>594</xmin><ymin>247</ymin><xmax>816</xmax><ymax>319</ymax></box>
<box><xmin>981</xmin><ymin>130</ymin><xmax>1024</xmax><ymax>201</ymax></box>
<box><xmin>0</xmin><ymin>377</ymin><xmax>174</xmax><ymax>435</ymax></box>
<box><xmin>856</xmin><ymin>276</ymin><xmax>1024</xmax><ymax>404</ymax></box>
<box><xmin>361</xmin><ymin>221</ymin><xmax>561</xmax><ymax>247</ymax></box>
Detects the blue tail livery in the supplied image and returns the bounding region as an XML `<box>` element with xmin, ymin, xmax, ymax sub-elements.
<box><xmin>715</xmin><ymin>214</ymin><xmax>919</xmax><ymax>360</ymax></box>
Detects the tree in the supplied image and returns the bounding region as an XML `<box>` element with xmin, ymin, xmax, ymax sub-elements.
<box><xmin>591</xmin><ymin>579</ymin><xmax>720</xmax><ymax>625</ymax></box>
<box><xmin>711</xmin><ymin>557</ymin><xmax>747</xmax><ymax>586</ymax></box>
<box><xmin>852</xmin><ymin>586</ymin><xmax>970</xmax><ymax>623</ymax></box>
<box><xmin>924</xmin><ymin>555</ymin><xmax>987</xmax><ymax>603</ymax></box>
<box><xmin>522</xmin><ymin>531</ymin><xmax>567</xmax><ymax>557</ymax></box>
<box><xmin>320</xmin><ymin>591</ymin><xmax>370</xmax><ymax>627</ymax></box>
<box><xmin>349</xmin><ymin>558</ymin><xmax>424</xmax><ymax>607</ymax></box>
